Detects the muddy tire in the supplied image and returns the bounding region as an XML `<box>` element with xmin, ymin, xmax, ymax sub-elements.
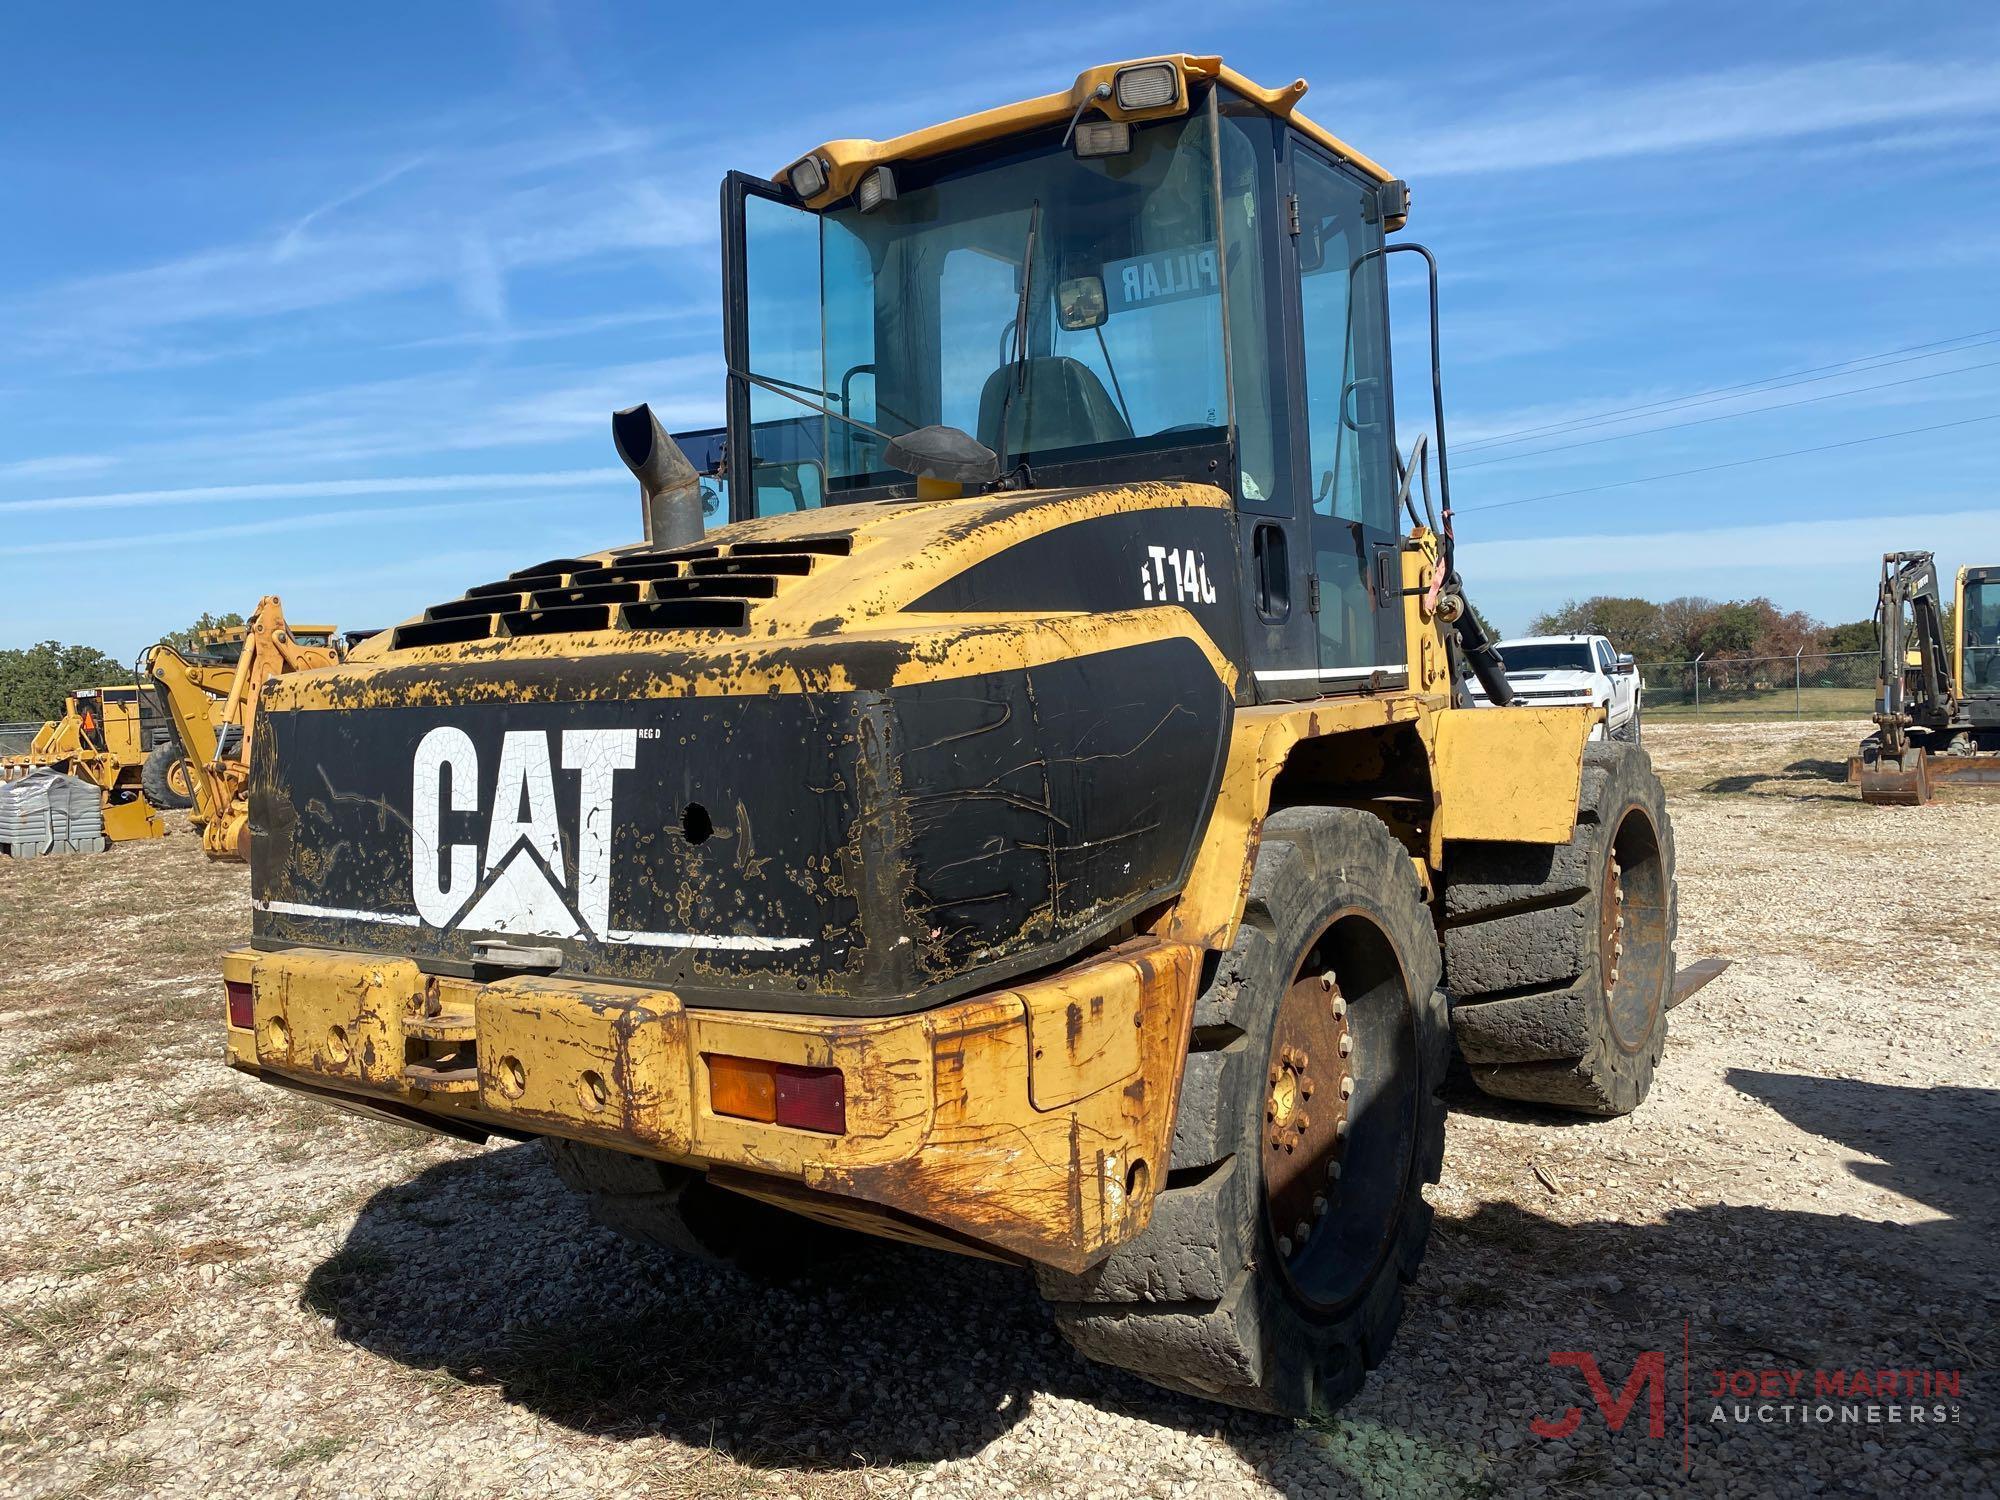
<box><xmin>1443</xmin><ymin>742</ymin><xmax>1676</xmax><ymax>1116</ymax></box>
<box><xmin>1037</xmin><ymin>807</ymin><xmax>1450</xmax><ymax>1416</ymax></box>
<box><xmin>1614</xmin><ymin>701</ymin><xmax>1642</xmax><ymax>744</ymax></box>
<box><xmin>141</xmin><ymin>741</ymin><xmax>194</xmax><ymax>810</ymax></box>
<box><xmin>542</xmin><ymin>1138</ymin><xmax>859</xmax><ymax>1279</ymax></box>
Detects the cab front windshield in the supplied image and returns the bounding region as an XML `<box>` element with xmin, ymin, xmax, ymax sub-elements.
<box><xmin>740</xmin><ymin>111</ymin><xmax>1233</xmax><ymax>501</ymax></box>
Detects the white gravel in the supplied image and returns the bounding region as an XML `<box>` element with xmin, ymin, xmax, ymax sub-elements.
<box><xmin>1</xmin><ymin>721</ymin><xmax>1993</xmax><ymax>1498</ymax></box>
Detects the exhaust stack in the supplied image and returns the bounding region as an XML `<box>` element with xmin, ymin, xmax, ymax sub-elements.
<box><xmin>612</xmin><ymin>403</ymin><xmax>703</xmax><ymax>548</ymax></box>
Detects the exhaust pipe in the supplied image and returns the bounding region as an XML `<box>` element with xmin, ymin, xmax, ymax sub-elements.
<box><xmin>612</xmin><ymin>403</ymin><xmax>703</xmax><ymax>548</ymax></box>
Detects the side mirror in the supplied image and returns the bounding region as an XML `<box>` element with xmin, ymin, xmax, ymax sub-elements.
<box><xmin>1056</xmin><ymin>275</ymin><xmax>1107</xmax><ymax>331</ymax></box>
<box><xmin>1615</xmin><ymin>654</ymin><xmax>1636</xmax><ymax>675</ymax></box>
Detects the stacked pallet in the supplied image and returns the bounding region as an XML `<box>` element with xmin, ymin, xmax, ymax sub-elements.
<box><xmin>0</xmin><ymin>770</ymin><xmax>107</xmax><ymax>857</ymax></box>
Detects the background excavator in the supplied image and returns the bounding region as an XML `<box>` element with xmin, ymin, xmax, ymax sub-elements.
<box><xmin>144</xmin><ymin>596</ymin><xmax>344</xmax><ymax>858</ymax></box>
<box><xmin>1851</xmin><ymin>550</ymin><xmax>2000</xmax><ymax>804</ymax></box>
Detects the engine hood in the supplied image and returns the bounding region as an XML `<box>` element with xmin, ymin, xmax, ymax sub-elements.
<box><xmin>249</xmin><ymin>481</ymin><xmax>1241</xmax><ymax>1014</ymax></box>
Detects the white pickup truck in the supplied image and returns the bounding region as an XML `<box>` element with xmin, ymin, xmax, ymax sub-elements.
<box><xmin>1468</xmin><ymin>633</ymin><xmax>1643</xmax><ymax>740</ymax></box>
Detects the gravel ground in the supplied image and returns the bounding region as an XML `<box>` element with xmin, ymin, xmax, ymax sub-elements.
<box><xmin>1</xmin><ymin>721</ymin><xmax>1994</xmax><ymax>1498</ymax></box>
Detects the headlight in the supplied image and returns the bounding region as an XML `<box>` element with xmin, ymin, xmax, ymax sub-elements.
<box><xmin>787</xmin><ymin>155</ymin><xmax>828</xmax><ymax>201</ymax></box>
<box><xmin>856</xmin><ymin>165</ymin><xmax>897</xmax><ymax>212</ymax></box>
<box><xmin>1072</xmin><ymin>119</ymin><xmax>1132</xmax><ymax>158</ymax></box>
<box><xmin>1113</xmin><ymin>62</ymin><xmax>1179</xmax><ymax>111</ymax></box>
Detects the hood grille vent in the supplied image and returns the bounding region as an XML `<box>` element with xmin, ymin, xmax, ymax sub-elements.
<box><xmin>388</xmin><ymin>535</ymin><xmax>853</xmax><ymax>650</ymax></box>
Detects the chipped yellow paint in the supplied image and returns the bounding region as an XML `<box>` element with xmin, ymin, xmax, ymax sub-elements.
<box><xmin>1158</xmin><ymin>692</ymin><xmax>1435</xmax><ymax>951</ymax></box>
<box><xmin>778</xmin><ymin>54</ymin><xmax>1396</xmax><ymax>210</ymax></box>
<box><xmin>229</xmin><ymin>936</ymin><xmax>1201</xmax><ymax>1272</ymax></box>
<box><xmin>1429</xmin><ymin>706</ymin><xmax>1593</xmax><ymax>850</ymax></box>
<box><xmin>295</xmin><ymin>482</ymin><xmax>1237</xmax><ymax>707</ymax></box>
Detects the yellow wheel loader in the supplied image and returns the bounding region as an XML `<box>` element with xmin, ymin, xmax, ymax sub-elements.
<box><xmin>144</xmin><ymin>595</ymin><xmax>344</xmax><ymax>859</ymax></box>
<box><xmin>1851</xmin><ymin>551</ymin><xmax>2000</xmax><ymax>804</ymax></box>
<box><xmin>1</xmin><ymin>682</ymin><xmax>167</xmax><ymax>841</ymax></box>
<box><xmin>218</xmin><ymin>55</ymin><xmax>1680</xmax><ymax>1416</ymax></box>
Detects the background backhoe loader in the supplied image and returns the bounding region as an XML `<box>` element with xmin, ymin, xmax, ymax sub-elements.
<box><xmin>217</xmin><ymin>55</ymin><xmax>1683</xmax><ymax>1417</ymax></box>
<box><xmin>1850</xmin><ymin>550</ymin><xmax>2000</xmax><ymax>804</ymax></box>
<box><xmin>1</xmin><ymin>681</ymin><xmax>168</xmax><ymax>841</ymax></box>
<box><xmin>144</xmin><ymin>595</ymin><xmax>343</xmax><ymax>859</ymax></box>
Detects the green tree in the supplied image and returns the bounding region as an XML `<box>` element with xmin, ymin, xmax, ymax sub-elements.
<box><xmin>1527</xmin><ymin>595</ymin><xmax>1668</xmax><ymax>660</ymax></box>
<box><xmin>1658</xmin><ymin>596</ymin><xmax>1719</xmax><ymax>661</ymax></box>
<box><xmin>0</xmin><ymin>641</ymin><xmax>130</xmax><ymax>722</ymax></box>
<box><xmin>1823</xmin><ymin>620</ymin><xmax>1877</xmax><ymax>655</ymax></box>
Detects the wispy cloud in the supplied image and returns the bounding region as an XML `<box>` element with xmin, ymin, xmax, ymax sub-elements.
<box><xmin>0</xmin><ymin>469</ymin><xmax>625</xmax><ymax>515</ymax></box>
<box><xmin>0</xmin><ymin>454</ymin><xmax>115</xmax><ymax>482</ymax></box>
<box><xmin>0</xmin><ymin>495</ymin><xmax>554</xmax><ymax>557</ymax></box>
<box><xmin>1461</xmin><ymin>506</ymin><xmax>2000</xmax><ymax>582</ymax></box>
<box><xmin>1396</xmin><ymin>55</ymin><xmax>2000</xmax><ymax>177</ymax></box>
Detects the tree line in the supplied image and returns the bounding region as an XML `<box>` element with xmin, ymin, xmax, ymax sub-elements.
<box><xmin>1525</xmin><ymin>595</ymin><xmax>1912</xmax><ymax>665</ymax></box>
<box><xmin>0</xmin><ymin>612</ymin><xmax>245</xmax><ymax>724</ymax></box>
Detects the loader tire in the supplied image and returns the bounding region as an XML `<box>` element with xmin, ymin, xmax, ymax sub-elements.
<box><xmin>1037</xmin><ymin>807</ymin><xmax>1449</xmax><ymax>1417</ymax></box>
<box><xmin>542</xmin><ymin>1138</ymin><xmax>859</xmax><ymax>1280</ymax></box>
<box><xmin>1443</xmin><ymin>741</ymin><xmax>1675</xmax><ymax>1116</ymax></box>
<box><xmin>141</xmin><ymin>742</ymin><xmax>194</xmax><ymax>810</ymax></box>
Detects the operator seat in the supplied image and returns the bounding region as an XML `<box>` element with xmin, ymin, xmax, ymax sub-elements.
<box><xmin>976</xmin><ymin>356</ymin><xmax>1131</xmax><ymax>459</ymax></box>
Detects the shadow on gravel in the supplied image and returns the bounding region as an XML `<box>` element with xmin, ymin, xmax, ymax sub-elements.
<box><xmin>301</xmin><ymin>1142</ymin><xmax>1290</xmax><ymax>1473</ymax></box>
<box><xmin>301</xmin><ymin>1073</ymin><xmax>1997</xmax><ymax>1496</ymax></box>
<box><xmin>1698</xmin><ymin>758</ymin><xmax>1854</xmax><ymax>798</ymax></box>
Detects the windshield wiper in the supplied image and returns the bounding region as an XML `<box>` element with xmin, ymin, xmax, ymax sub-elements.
<box><xmin>993</xmin><ymin>198</ymin><xmax>1042</xmax><ymax>485</ymax></box>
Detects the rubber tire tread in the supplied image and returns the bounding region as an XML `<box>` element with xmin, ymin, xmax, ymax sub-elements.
<box><xmin>1039</xmin><ymin>806</ymin><xmax>1450</xmax><ymax>1417</ymax></box>
<box><xmin>1444</xmin><ymin>742</ymin><xmax>1675</xmax><ymax>1116</ymax></box>
<box><xmin>141</xmin><ymin>742</ymin><xmax>193</xmax><ymax>811</ymax></box>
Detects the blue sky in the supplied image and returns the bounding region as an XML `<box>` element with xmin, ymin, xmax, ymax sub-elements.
<box><xmin>3</xmin><ymin>1</ymin><xmax>1998</xmax><ymax>658</ymax></box>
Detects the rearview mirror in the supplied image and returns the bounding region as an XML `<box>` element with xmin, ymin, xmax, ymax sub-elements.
<box><xmin>1057</xmin><ymin>275</ymin><xmax>1107</xmax><ymax>331</ymax></box>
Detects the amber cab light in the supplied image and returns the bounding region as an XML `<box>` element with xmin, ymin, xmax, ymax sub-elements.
<box><xmin>225</xmin><ymin>979</ymin><xmax>254</xmax><ymax>1030</ymax></box>
<box><xmin>706</xmin><ymin>1054</ymin><xmax>846</xmax><ymax>1134</ymax></box>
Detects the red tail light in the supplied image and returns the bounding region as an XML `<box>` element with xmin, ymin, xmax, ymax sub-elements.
<box><xmin>705</xmin><ymin>1054</ymin><xmax>846</xmax><ymax>1134</ymax></box>
<box><xmin>774</xmin><ymin>1063</ymin><xmax>846</xmax><ymax>1134</ymax></box>
<box><xmin>225</xmin><ymin>979</ymin><xmax>254</xmax><ymax>1030</ymax></box>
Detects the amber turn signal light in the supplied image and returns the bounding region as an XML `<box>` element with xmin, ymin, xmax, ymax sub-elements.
<box><xmin>225</xmin><ymin>978</ymin><xmax>254</xmax><ymax>1031</ymax></box>
<box><xmin>704</xmin><ymin>1054</ymin><xmax>846</xmax><ymax>1134</ymax></box>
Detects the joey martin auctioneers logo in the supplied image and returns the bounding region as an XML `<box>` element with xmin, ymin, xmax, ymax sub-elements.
<box><xmin>1529</xmin><ymin>1325</ymin><xmax>1966</xmax><ymax>1472</ymax></box>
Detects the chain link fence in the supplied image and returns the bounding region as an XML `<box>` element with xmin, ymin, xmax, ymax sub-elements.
<box><xmin>0</xmin><ymin>722</ymin><xmax>45</xmax><ymax>757</ymax></box>
<box><xmin>1639</xmin><ymin>651</ymin><xmax>1876</xmax><ymax>718</ymax></box>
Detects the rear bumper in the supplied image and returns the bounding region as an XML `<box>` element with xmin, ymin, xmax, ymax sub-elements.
<box><xmin>223</xmin><ymin>938</ymin><xmax>1199</xmax><ymax>1271</ymax></box>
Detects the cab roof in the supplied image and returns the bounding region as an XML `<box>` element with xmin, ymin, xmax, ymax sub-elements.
<box><xmin>779</xmin><ymin>53</ymin><xmax>1398</xmax><ymax>213</ymax></box>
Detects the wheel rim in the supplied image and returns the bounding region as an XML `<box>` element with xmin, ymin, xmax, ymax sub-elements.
<box><xmin>166</xmin><ymin>758</ymin><xmax>196</xmax><ymax>799</ymax></box>
<box><xmin>1263</xmin><ymin>911</ymin><xmax>1420</xmax><ymax>1313</ymax></box>
<box><xmin>1601</xmin><ymin>808</ymin><xmax>1670</xmax><ymax>1054</ymax></box>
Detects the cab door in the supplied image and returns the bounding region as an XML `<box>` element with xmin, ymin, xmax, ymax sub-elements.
<box><xmin>1287</xmin><ymin>142</ymin><xmax>1405</xmax><ymax>689</ymax></box>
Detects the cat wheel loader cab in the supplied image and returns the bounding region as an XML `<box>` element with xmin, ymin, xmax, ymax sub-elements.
<box><xmin>219</xmin><ymin>54</ymin><xmax>1679</xmax><ymax>1416</ymax></box>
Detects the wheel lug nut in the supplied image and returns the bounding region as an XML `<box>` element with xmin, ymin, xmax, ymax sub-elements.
<box><xmin>1313</xmin><ymin>1195</ymin><xmax>1328</xmax><ymax>1217</ymax></box>
<box><xmin>1319</xmin><ymin>971</ymin><xmax>1335</xmax><ymax>991</ymax></box>
<box><xmin>1326</xmin><ymin>1159</ymin><xmax>1342</xmax><ymax>1180</ymax></box>
<box><xmin>1278</xmin><ymin>1235</ymin><xmax>1293</xmax><ymax>1256</ymax></box>
<box><xmin>1339</xmin><ymin>1077</ymin><xmax>1355</xmax><ymax>1100</ymax></box>
<box><xmin>1338</xmin><ymin>1034</ymin><xmax>1354</xmax><ymax>1057</ymax></box>
<box><xmin>1294</xmin><ymin>1219</ymin><xmax>1310</xmax><ymax>1243</ymax></box>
